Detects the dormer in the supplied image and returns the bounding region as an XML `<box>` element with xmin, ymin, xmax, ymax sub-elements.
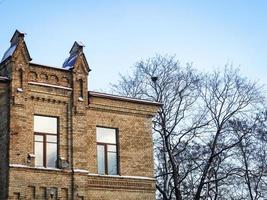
<box><xmin>63</xmin><ymin>42</ymin><xmax>91</xmax><ymax>112</ymax></box>
<box><xmin>1</xmin><ymin>30</ymin><xmax>31</xmax><ymax>65</ymax></box>
<box><xmin>0</xmin><ymin>30</ymin><xmax>31</xmax><ymax>96</ymax></box>
<box><xmin>62</xmin><ymin>41</ymin><xmax>90</xmax><ymax>73</ymax></box>
<box><xmin>11</xmin><ymin>30</ymin><xmax>25</xmax><ymax>46</ymax></box>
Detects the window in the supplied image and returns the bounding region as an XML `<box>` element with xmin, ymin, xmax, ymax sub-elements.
<box><xmin>79</xmin><ymin>79</ymin><xmax>83</xmax><ymax>98</ymax></box>
<box><xmin>18</xmin><ymin>69</ymin><xmax>23</xmax><ymax>88</ymax></box>
<box><xmin>96</xmin><ymin>127</ymin><xmax>118</xmax><ymax>175</ymax></box>
<box><xmin>34</xmin><ymin>115</ymin><xmax>58</xmax><ymax>168</ymax></box>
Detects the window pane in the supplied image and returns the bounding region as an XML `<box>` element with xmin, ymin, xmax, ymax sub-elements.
<box><xmin>97</xmin><ymin>145</ymin><xmax>105</xmax><ymax>174</ymax></box>
<box><xmin>96</xmin><ymin>127</ymin><xmax>116</xmax><ymax>144</ymax></box>
<box><xmin>34</xmin><ymin>135</ymin><xmax>43</xmax><ymax>142</ymax></box>
<box><xmin>108</xmin><ymin>152</ymin><xmax>117</xmax><ymax>175</ymax></box>
<box><xmin>107</xmin><ymin>145</ymin><xmax>117</xmax><ymax>152</ymax></box>
<box><xmin>47</xmin><ymin>135</ymin><xmax>57</xmax><ymax>143</ymax></box>
<box><xmin>35</xmin><ymin>141</ymin><xmax>43</xmax><ymax>167</ymax></box>
<box><xmin>47</xmin><ymin>143</ymin><xmax>57</xmax><ymax>168</ymax></box>
<box><xmin>34</xmin><ymin>115</ymin><xmax>57</xmax><ymax>134</ymax></box>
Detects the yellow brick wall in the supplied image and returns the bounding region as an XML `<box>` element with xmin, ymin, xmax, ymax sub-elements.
<box><xmin>0</xmin><ymin>34</ymin><xmax>158</xmax><ymax>199</ymax></box>
<box><xmin>86</xmin><ymin>108</ymin><xmax>154</xmax><ymax>177</ymax></box>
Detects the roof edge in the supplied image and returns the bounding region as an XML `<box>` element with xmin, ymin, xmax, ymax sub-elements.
<box><xmin>89</xmin><ymin>91</ymin><xmax>163</xmax><ymax>106</ymax></box>
<box><xmin>30</xmin><ymin>62</ymin><xmax>71</xmax><ymax>72</ymax></box>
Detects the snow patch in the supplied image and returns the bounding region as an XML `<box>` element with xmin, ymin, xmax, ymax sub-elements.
<box><xmin>73</xmin><ymin>169</ymin><xmax>89</xmax><ymax>173</ymax></box>
<box><xmin>17</xmin><ymin>88</ymin><xmax>23</xmax><ymax>92</ymax></box>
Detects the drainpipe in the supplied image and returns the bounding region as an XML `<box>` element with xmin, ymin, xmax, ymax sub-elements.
<box><xmin>67</xmin><ymin>88</ymin><xmax>75</xmax><ymax>200</ymax></box>
<box><xmin>6</xmin><ymin>80</ymin><xmax>11</xmax><ymax>200</ymax></box>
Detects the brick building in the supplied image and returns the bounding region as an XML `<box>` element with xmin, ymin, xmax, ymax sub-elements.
<box><xmin>0</xmin><ymin>30</ymin><xmax>160</xmax><ymax>200</ymax></box>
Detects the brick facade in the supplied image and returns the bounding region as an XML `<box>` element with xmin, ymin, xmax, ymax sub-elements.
<box><xmin>0</xmin><ymin>30</ymin><xmax>160</xmax><ymax>200</ymax></box>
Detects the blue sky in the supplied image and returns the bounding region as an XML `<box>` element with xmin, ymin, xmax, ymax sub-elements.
<box><xmin>0</xmin><ymin>1</ymin><xmax>266</xmax><ymax>92</ymax></box>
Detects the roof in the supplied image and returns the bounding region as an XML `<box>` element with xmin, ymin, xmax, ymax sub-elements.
<box><xmin>1</xmin><ymin>45</ymin><xmax>17</xmax><ymax>63</ymax></box>
<box><xmin>1</xmin><ymin>29</ymin><xmax>32</xmax><ymax>64</ymax></box>
<box><xmin>62</xmin><ymin>41</ymin><xmax>84</xmax><ymax>69</ymax></box>
<box><xmin>62</xmin><ymin>41</ymin><xmax>91</xmax><ymax>72</ymax></box>
<box><xmin>62</xmin><ymin>54</ymin><xmax>78</xmax><ymax>69</ymax></box>
<box><xmin>30</xmin><ymin>62</ymin><xmax>71</xmax><ymax>72</ymax></box>
<box><xmin>10</xmin><ymin>30</ymin><xmax>25</xmax><ymax>45</ymax></box>
<box><xmin>69</xmin><ymin>41</ymin><xmax>84</xmax><ymax>54</ymax></box>
<box><xmin>89</xmin><ymin>91</ymin><xmax>163</xmax><ymax>106</ymax></box>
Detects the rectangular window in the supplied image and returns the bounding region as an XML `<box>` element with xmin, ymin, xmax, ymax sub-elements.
<box><xmin>34</xmin><ymin>115</ymin><xmax>58</xmax><ymax>168</ymax></box>
<box><xmin>96</xmin><ymin>127</ymin><xmax>118</xmax><ymax>175</ymax></box>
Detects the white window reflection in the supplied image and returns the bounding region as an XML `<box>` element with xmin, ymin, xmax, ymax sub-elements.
<box><xmin>96</xmin><ymin>127</ymin><xmax>116</xmax><ymax>144</ymax></box>
<box><xmin>34</xmin><ymin>136</ymin><xmax>44</xmax><ymax>167</ymax></box>
<box><xmin>47</xmin><ymin>143</ymin><xmax>57</xmax><ymax>168</ymax></box>
<box><xmin>97</xmin><ymin>145</ymin><xmax>105</xmax><ymax>174</ymax></box>
<box><xmin>108</xmin><ymin>152</ymin><xmax>117</xmax><ymax>175</ymax></box>
<box><xmin>34</xmin><ymin>115</ymin><xmax>57</xmax><ymax>134</ymax></box>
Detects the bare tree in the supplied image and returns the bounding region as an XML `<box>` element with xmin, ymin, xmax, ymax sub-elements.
<box><xmin>226</xmin><ymin>111</ymin><xmax>267</xmax><ymax>200</ymax></box>
<box><xmin>113</xmin><ymin>55</ymin><xmax>206</xmax><ymax>199</ymax></box>
<box><xmin>193</xmin><ymin>68</ymin><xmax>264</xmax><ymax>200</ymax></box>
<box><xmin>112</xmin><ymin>55</ymin><xmax>266</xmax><ymax>200</ymax></box>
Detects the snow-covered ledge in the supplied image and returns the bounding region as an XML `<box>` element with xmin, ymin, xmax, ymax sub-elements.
<box><xmin>28</xmin><ymin>81</ymin><xmax>72</xmax><ymax>91</ymax></box>
<box><xmin>87</xmin><ymin>173</ymin><xmax>155</xmax><ymax>181</ymax></box>
<box><xmin>9</xmin><ymin>164</ymin><xmax>155</xmax><ymax>180</ymax></box>
<box><xmin>9</xmin><ymin>164</ymin><xmax>63</xmax><ymax>171</ymax></box>
<box><xmin>10</xmin><ymin>164</ymin><xmax>88</xmax><ymax>173</ymax></box>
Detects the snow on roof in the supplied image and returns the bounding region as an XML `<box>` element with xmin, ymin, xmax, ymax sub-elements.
<box><xmin>30</xmin><ymin>62</ymin><xmax>70</xmax><ymax>71</ymax></box>
<box><xmin>62</xmin><ymin>54</ymin><xmax>78</xmax><ymax>69</ymax></box>
<box><xmin>1</xmin><ymin>45</ymin><xmax>17</xmax><ymax>63</ymax></box>
<box><xmin>89</xmin><ymin>91</ymin><xmax>163</xmax><ymax>106</ymax></box>
<box><xmin>76</xmin><ymin>41</ymin><xmax>85</xmax><ymax>47</ymax></box>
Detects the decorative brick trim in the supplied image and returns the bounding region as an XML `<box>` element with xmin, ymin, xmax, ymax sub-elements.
<box><xmin>30</xmin><ymin>95</ymin><xmax>67</xmax><ymax>104</ymax></box>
